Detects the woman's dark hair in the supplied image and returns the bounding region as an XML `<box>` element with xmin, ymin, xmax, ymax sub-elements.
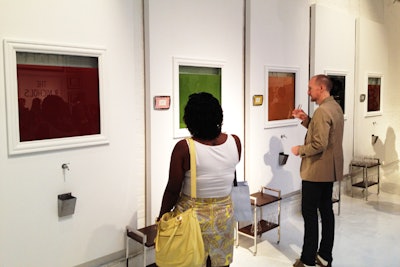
<box><xmin>183</xmin><ymin>92</ymin><xmax>223</xmax><ymax>139</ymax></box>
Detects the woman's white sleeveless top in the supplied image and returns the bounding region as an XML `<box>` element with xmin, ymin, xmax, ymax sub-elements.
<box><xmin>182</xmin><ymin>134</ymin><xmax>239</xmax><ymax>198</ymax></box>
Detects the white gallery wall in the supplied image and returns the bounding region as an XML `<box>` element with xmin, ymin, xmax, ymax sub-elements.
<box><xmin>0</xmin><ymin>0</ymin><xmax>144</xmax><ymax>266</ymax></box>
<box><xmin>310</xmin><ymin>3</ymin><xmax>356</xmax><ymax>173</ymax></box>
<box><xmin>244</xmin><ymin>0</ymin><xmax>310</xmax><ymax>195</ymax></box>
<box><xmin>145</xmin><ymin>0</ymin><xmax>245</xmax><ymax>222</ymax></box>
<box><xmin>1</xmin><ymin>0</ymin><xmax>400</xmax><ymax>266</ymax></box>
<box><xmin>313</xmin><ymin>0</ymin><xmax>400</xmax><ymax>167</ymax></box>
<box><xmin>383</xmin><ymin>1</ymin><xmax>400</xmax><ymax>165</ymax></box>
<box><xmin>354</xmin><ymin>17</ymin><xmax>389</xmax><ymax>160</ymax></box>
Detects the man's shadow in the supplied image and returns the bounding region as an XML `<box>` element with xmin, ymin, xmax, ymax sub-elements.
<box><xmin>262</xmin><ymin>136</ymin><xmax>303</xmax><ymax>260</ymax></box>
<box><xmin>263</xmin><ymin>136</ymin><xmax>295</xmax><ymax>193</ymax></box>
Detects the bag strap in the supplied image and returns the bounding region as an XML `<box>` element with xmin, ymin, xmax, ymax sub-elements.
<box><xmin>233</xmin><ymin>172</ymin><xmax>238</xmax><ymax>187</ymax></box>
<box><xmin>187</xmin><ymin>138</ymin><xmax>197</xmax><ymax>199</ymax></box>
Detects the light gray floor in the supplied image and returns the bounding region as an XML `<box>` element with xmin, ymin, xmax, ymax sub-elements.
<box><xmin>126</xmin><ymin>162</ymin><xmax>400</xmax><ymax>267</ymax></box>
<box><xmin>232</xmin><ymin>162</ymin><xmax>400</xmax><ymax>267</ymax></box>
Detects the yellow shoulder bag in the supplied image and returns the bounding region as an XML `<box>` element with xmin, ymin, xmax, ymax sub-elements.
<box><xmin>155</xmin><ymin>138</ymin><xmax>205</xmax><ymax>267</ymax></box>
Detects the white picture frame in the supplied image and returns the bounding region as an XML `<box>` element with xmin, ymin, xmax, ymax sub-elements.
<box><xmin>3</xmin><ymin>39</ymin><xmax>109</xmax><ymax>155</ymax></box>
<box><xmin>173</xmin><ymin>57</ymin><xmax>225</xmax><ymax>138</ymax></box>
<box><xmin>264</xmin><ymin>66</ymin><xmax>300</xmax><ymax>129</ymax></box>
<box><xmin>365</xmin><ymin>72</ymin><xmax>383</xmax><ymax>117</ymax></box>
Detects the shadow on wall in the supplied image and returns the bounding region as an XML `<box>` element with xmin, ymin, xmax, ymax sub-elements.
<box><xmin>384</xmin><ymin>127</ymin><xmax>398</xmax><ymax>165</ymax></box>
<box><xmin>263</xmin><ymin>136</ymin><xmax>295</xmax><ymax>193</ymax></box>
<box><xmin>373</xmin><ymin>126</ymin><xmax>399</xmax><ymax>168</ymax></box>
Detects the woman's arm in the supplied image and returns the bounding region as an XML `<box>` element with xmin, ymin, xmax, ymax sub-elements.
<box><xmin>158</xmin><ymin>139</ymin><xmax>190</xmax><ymax>219</ymax></box>
<box><xmin>232</xmin><ymin>134</ymin><xmax>242</xmax><ymax>160</ymax></box>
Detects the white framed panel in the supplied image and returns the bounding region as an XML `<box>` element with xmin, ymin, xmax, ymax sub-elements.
<box><xmin>244</xmin><ymin>0</ymin><xmax>309</xmax><ymax>195</ymax></box>
<box><xmin>264</xmin><ymin>65</ymin><xmax>300</xmax><ymax>129</ymax></box>
<box><xmin>3</xmin><ymin>39</ymin><xmax>108</xmax><ymax>155</ymax></box>
<box><xmin>146</xmin><ymin>0</ymin><xmax>244</xmax><ymax>222</ymax></box>
<box><xmin>310</xmin><ymin>4</ymin><xmax>356</xmax><ymax>173</ymax></box>
<box><xmin>173</xmin><ymin>57</ymin><xmax>225</xmax><ymax>138</ymax></box>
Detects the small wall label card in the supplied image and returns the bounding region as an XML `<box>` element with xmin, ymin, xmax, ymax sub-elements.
<box><xmin>154</xmin><ymin>96</ymin><xmax>171</xmax><ymax>110</ymax></box>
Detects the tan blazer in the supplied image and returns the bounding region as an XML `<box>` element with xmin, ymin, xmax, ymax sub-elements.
<box><xmin>298</xmin><ymin>96</ymin><xmax>344</xmax><ymax>182</ymax></box>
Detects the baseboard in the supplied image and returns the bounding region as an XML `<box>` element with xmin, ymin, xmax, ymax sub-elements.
<box><xmin>74</xmin><ymin>250</ymin><xmax>125</xmax><ymax>267</ymax></box>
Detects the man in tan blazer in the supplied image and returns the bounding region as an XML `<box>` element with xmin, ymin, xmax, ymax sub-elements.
<box><xmin>291</xmin><ymin>74</ymin><xmax>344</xmax><ymax>267</ymax></box>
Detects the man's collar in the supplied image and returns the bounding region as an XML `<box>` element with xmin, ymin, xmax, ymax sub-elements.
<box><xmin>319</xmin><ymin>95</ymin><xmax>334</xmax><ymax>105</ymax></box>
